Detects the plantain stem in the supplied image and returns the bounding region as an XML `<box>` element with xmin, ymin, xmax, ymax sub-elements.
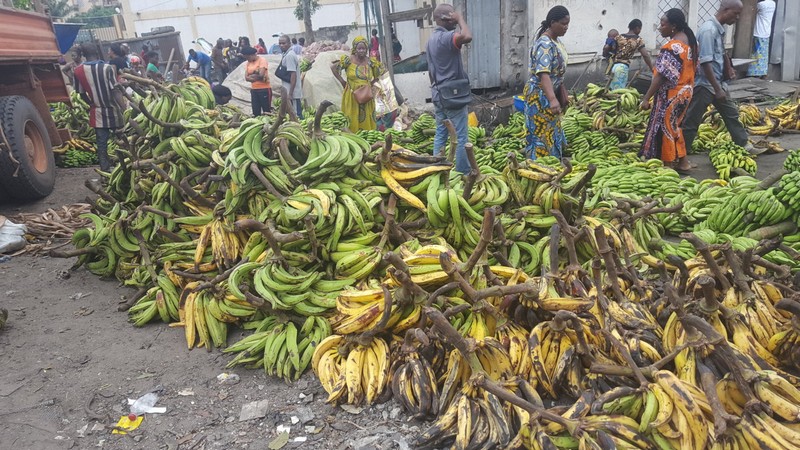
<box><xmin>249</xmin><ymin>162</ymin><xmax>287</xmax><ymax>201</ymax></box>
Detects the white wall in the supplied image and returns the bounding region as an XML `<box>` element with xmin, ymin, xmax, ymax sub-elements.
<box><xmin>121</xmin><ymin>0</ymin><xmax>362</xmax><ymax>54</ymax></box>
<box><xmin>391</xmin><ymin>0</ymin><xmax>422</xmax><ymax>58</ymax></box>
<box><xmin>529</xmin><ymin>0</ymin><xmax>659</xmax><ymax>64</ymax></box>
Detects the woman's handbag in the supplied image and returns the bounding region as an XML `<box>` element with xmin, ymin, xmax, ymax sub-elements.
<box><xmin>556</xmin><ymin>84</ymin><xmax>569</xmax><ymax>110</ymax></box>
<box><xmin>353</xmin><ymin>84</ymin><xmax>374</xmax><ymax>104</ymax></box>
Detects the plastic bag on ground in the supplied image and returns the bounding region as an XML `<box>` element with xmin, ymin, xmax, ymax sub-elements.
<box><xmin>0</xmin><ymin>216</ymin><xmax>27</xmax><ymax>254</ymax></box>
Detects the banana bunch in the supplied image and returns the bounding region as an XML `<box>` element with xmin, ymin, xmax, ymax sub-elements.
<box><xmin>467</xmin><ymin>126</ymin><xmax>488</xmax><ymax>146</ymax></box>
<box><xmin>193</xmin><ymin>216</ymin><xmax>244</xmax><ymax>270</ymax></box>
<box><xmin>610</xmin><ymin>88</ymin><xmax>642</xmax><ymax>111</ymax></box>
<box><xmin>709</xmin><ymin>142</ymin><xmax>758</xmax><ymax>180</ymax></box>
<box><xmin>127</xmin><ymin>274</ymin><xmax>181</xmax><ymax>326</ymax></box>
<box><xmin>776</xmin><ymin>171</ymin><xmax>800</xmax><ymax>212</ymax></box>
<box><xmin>59</xmin><ymin>148</ymin><xmax>99</xmax><ymax>168</ymax></box>
<box><xmin>739</xmin><ymin>103</ymin><xmax>763</xmax><ymax>126</ymax></box>
<box><xmin>748</xmin><ymin>117</ymin><xmax>780</xmax><ymax>136</ymax></box>
<box><xmin>691</xmin><ymin>122</ymin><xmax>731</xmax><ymax>153</ymax></box>
<box><xmin>785</xmin><ymin>149</ymin><xmax>800</xmax><ymax>173</ymax></box>
<box><xmin>226</xmin><ymin>315</ymin><xmax>331</xmax><ymax>381</ymax></box>
<box><xmin>744</xmin><ymin>187</ymin><xmax>794</xmax><ymax>226</ymax></box>
<box><xmin>529</xmin><ymin>312</ymin><xmax>595</xmax><ymax>398</ymax></box>
<box><xmin>603</xmin><ymin>109</ymin><xmax>646</xmax><ymax>128</ymax></box>
<box><xmin>493</xmin><ymin>321</ymin><xmax>532</xmax><ymax>378</ymax></box>
<box><xmin>766</xmin><ymin>299</ymin><xmax>800</xmax><ymax>372</ymax></box>
<box><xmin>473</xmin><ymin>137</ymin><xmax>525</xmax><ymax>173</ymax></box>
<box><xmin>127</xmin><ymin>87</ymin><xmax>217</xmax><ymax>140</ymax></box>
<box><xmin>50</xmin><ymin>91</ymin><xmax>94</xmax><ymax>142</ymax></box>
<box><xmin>490</xmin><ymin>112</ymin><xmax>526</xmax><ymax>140</ymax></box>
<box><xmin>562</xmin><ymin>110</ymin><xmax>591</xmax><ymax>142</ymax></box>
<box><xmin>592</xmin><ymin>162</ymin><xmax>678</xmax><ymax>200</ymax></box>
<box><xmin>173</xmin><ymin>78</ymin><xmax>216</xmax><ymax>109</ymax></box>
<box><xmin>701</xmin><ymin>191</ymin><xmax>753</xmax><ymax>235</ymax></box>
<box><xmin>390</xmin><ymin>350</ymin><xmax>441</xmax><ymax>419</ymax></box>
<box><xmin>321</xmin><ymin>112</ymin><xmax>350</xmax><ymax>132</ymax></box>
<box><xmin>659</xmin><ymin>178</ymin><xmax>730</xmax><ymax>233</ymax></box>
<box><xmin>179</xmin><ymin>286</ymin><xmax>237</xmax><ymax>350</ymax></box>
<box><xmin>219</xmin><ymin>117</ymin><xmax>274</xmax><ymax>183</ymax></box>
<box><xmin>312</xmin><ymin>334</ymin><xmax>391</xmax><ymax>404</ymax></box>
<box><xmin>416</xmin><ymin>387</ymin><xmax>515</xmax><ymax>449</ymax></box>
<box><xmin>408</xmin><ymin>113</ymin><xmax>436</xmax><ymax>150</ymax></box>
<box><xmin>331</xmin><ymin>284</ymin><xmax>421</xmax><ymax>336</ymax></box>
<box><xmin>766</xmin><ymin>100</ymin><xmax>800</xmax><ymax>130</ymax></box>
<box><xmin>247</xmin><ymin>260</ymin><xmax>346</xmax><ymax>315</ymax></box>
<box><xmin>356</xmin><ymin>129</ymin><xmax>386</xmax><ymax>145</ymax></box>
<box><xmin>382</xmin><ymin>146</ymin><xmax>452</xmax><ymax>188</ymax></box>
<box><xmin>53</xmin><ymin>137</ymin><xmax>95</xmax><ymax>155</ymax></box>
<box><xmin>289</xmin><ymin>132</ymin><xmax>368</xmax><ymax>182</ymax></box>
<box><xmin>717</xmin><ymin>369</ymin><xmax>800</xmax><ymax>426</ymax></box>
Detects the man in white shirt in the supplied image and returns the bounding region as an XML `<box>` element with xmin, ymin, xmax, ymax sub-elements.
<box><xmin>278</xmin><ymin>35</ymin><xmax>303</xmax><ymax>119</ymax></box>
<box><xmin>747</xmin><ymin>0</ymin><xmax>776</xmax><ymax>79</ymax></box>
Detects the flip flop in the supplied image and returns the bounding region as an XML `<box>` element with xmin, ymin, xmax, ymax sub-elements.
<box><xmin>675</xmin><ymin>167</ymin><xmax>693</xmax><ymax>175</ymax></box>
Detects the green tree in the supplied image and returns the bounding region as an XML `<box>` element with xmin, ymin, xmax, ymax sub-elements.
<box><xmin>294</xmin><ymin>0</ymin><xmax>320</xmax><ymax>44</ymax></box>
<box><xmin>12</xmin><ymin>0</ymin><xmax>34</xmax><ymax>9</ymax></box>
<box><xmin>45</xmin><ymin>0</ymin><xmax>75</xmax><ymax>18</ymax></box>
<box><xmin>71</xmin><ymin>6</ymin><xmax>116</xmax><ymax>28</ymax></box>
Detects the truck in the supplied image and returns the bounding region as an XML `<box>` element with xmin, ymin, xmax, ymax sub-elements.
<box><xmin>0</xmin><ymin>3</ymin><xmax>72</xmax><ymax>201</ymax></box>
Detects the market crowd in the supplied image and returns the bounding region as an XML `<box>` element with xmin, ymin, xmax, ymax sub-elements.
<box><xmin>63</xmin><ymin>0</ymin><xmax>775</xmax><ymax>176</ymax></box>
<box><xmin>523</xmin><ymin>0</ymin><xmax>773</xmax><ymax>175</ymax></box>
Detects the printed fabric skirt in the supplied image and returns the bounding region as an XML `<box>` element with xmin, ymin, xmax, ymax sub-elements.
<box><xmin>608</xmin><ymin>63</ymin><xmax>630</xmax><ymax>90</ymax></box>
<box><xmin>523</xmin><ymin>82</ymin><xmax>566</xmax><ymax>160</ymax></box>
<box><xmin>639</xmin><ymin>84</ymin><xmax>692</xmax><ymax>163</ymax></box>
<box><xmin>747</xmin><ymin>37</ymin><xmax>770</xmax><ymax>77</ymax></box>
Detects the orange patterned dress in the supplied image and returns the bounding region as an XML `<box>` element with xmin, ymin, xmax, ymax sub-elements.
<box><xmin>639</xmin><ymin>40</ymin><xmax>695</xmax><ymax>163</ymax></box>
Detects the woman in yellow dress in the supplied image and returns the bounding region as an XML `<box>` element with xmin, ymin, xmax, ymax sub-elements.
<box><xmin>331</xmin><ymin>36</ymin><xmax>385</xmax><ymax>132</ymax></box>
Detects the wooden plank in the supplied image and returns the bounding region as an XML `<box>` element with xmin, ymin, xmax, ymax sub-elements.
<box><xmin>387</xmin><ymin>7</ymin><xmax>433</xmax><ymax>23</ymax></box>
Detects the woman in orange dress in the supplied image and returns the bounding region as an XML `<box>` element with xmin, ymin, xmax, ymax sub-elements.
<box><xmin>639</xmin><ymin>8</ymin><xmax>698</xmax><ymax>173</ymax></box>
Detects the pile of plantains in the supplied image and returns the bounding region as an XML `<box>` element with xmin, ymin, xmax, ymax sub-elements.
<box><xmin>54</xmin><ymin>73</ymin><xmax>800</xmax><ymax>450</ymax></box>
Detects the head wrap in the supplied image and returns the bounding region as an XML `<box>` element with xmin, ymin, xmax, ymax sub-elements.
<box><xmin>241</xmin><ymin>46</ymin><xmax>257</xmax><ymax>55</ymax></box>
<box><xmin>351</xmin><ymin>36</ymin><xmax>368</xmax><ymax>54</ymax></box>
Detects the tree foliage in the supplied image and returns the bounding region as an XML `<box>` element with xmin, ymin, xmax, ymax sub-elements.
<box><xmin>70</xmin><ymin>6</ymin><xmax>116</xmax><ymax>28</ymax></box>
<box><xmin>11</xmin><ymin>0</ymin><xmax>75</xmax><ymax>19</ymax></box>
<box><xmin>46</xmin><ymin>0</ymin><xmax>75</xmax><ymax>18</ymax></box>
<box><xmin>293</xmin><ymin>0</ymin><xmax>320</xmax><ymax>21</ymax></box>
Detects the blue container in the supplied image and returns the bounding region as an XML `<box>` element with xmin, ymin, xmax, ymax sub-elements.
<box><xmin>513</xmin><ymin>95</ymin><xmax>525</xmax><ymax>112</ymax></box>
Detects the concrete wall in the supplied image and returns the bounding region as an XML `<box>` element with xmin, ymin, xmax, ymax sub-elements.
<box><xmin>119</xmin><ymin>0</ymin><xmax>363</xmax><ymax>53</ymax></box>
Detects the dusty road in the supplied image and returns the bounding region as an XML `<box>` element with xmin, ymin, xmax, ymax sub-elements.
<box><xmin>0</xmin><ymin>136</ymin><xmax>796</xmax><ymax>449</ymax></box>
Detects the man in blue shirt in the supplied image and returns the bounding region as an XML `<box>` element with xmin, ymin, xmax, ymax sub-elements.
<box><xmin>426</xmin><ymin>3</ymin><xmax>473</xmax><ymax>174</ymax></box>
<box><xmin>184</xmin><ymin>49</ymin><xmax>212</xmax><ymax>82</ymax></box>
<box><xmin>682</xmin><ymin>0</ymin><xmax>751</xmax><ymax>153</ymax></box>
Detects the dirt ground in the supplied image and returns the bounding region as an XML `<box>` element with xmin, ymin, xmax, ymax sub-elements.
<box><xmin>0</xmin><ymin>132</ymin><xmax>796</xmax><ymax>449</ymax></box>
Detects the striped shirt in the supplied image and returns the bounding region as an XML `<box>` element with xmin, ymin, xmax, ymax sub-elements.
<box><xmin>73</xmin><ymin>61</ymin><xmax>123</xmax><ymax>129</ymax></box>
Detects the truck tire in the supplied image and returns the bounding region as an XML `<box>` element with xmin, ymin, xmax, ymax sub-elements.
<box><xmin>0</xmin><ymin>95</ymin><xmax>56</xmax><ymax>201</ymax></box>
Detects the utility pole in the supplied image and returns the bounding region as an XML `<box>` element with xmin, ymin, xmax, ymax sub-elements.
<box><xmin>379</xmin><ymin>0</ymin><xmax>394</xmax><ymax>80</ymax></box>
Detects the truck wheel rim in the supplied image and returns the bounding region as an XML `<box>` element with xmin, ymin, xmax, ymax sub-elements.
<box><xmin>23</xmin><ymin>120</ymin><xmax>47</xmax><ymax>173</ymax></box>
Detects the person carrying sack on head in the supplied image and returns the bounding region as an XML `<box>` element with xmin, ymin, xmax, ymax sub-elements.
<box><xmin>426</xmin><ymin>4</ymin><xmax>473</xmax><ymax>174</ymax></box>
